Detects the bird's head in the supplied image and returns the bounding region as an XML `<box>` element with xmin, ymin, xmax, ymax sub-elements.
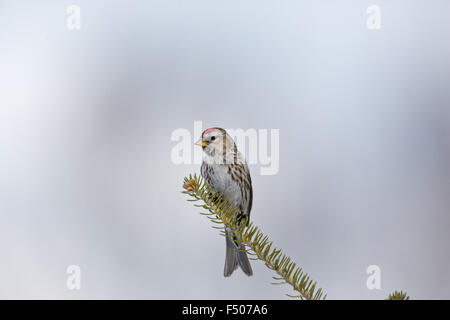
<box><xmin>195</xmin><ymin>127</ymin><xmax>236</xmax><ymax>159</ymax></box>
<box><xmin>195</xmin><ymin>127</ymin><xmax>225</xmax><ymax>148</ymax></box>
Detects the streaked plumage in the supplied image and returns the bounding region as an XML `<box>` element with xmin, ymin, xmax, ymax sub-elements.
<box><xmin>196</xmin><ymin>127</ymin><xmax>253</xmax><ymax>277</ymax></box>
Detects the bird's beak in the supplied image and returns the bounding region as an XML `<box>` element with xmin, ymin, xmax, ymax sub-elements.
<box><xmin>195</xmin><ymin>138</ymin><xmax>207</xmax><ymax>147</ymax></box>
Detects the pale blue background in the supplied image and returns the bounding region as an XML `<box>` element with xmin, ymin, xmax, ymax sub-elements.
<box><xmin>0</xmin><ymin>0</ymin><xmax>449</xmax><ymax>299</ymax></box>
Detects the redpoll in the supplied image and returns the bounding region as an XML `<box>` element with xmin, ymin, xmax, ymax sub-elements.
<box><xmin>195</xmin><ymin>127</ymin><xmax>253</xmax><ymax>277</ymax></box>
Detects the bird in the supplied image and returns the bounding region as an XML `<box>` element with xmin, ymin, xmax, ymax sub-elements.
<box><xmin>195</xmin><ymin>127</ymin><xmax>253</xmax><ymax>277</ymax></box>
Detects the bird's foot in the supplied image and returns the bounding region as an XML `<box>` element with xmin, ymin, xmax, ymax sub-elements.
<box><xmin>236</xmin><ymin>213</ymin><xmax>247</xmax><ymax>225</ymax></box>
<box><xmin>208</xmin><ymin>192</ymin><xmax>220</xmax><ymax>203</ymax></box>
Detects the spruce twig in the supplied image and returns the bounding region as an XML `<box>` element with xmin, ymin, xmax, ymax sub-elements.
<box><xmin>182</xmin><ymin>174</ymin><xmax>326</xmax><ymax>300</ymax></box>
<box><xmin>182</xmin><ymin>173</ymin><xmax>409</xmax><ymax>300</ymax></box>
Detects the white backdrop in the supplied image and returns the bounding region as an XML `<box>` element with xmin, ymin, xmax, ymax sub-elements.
<box><xmin>0</xmin><ymin>0</ymin><xmax>449</xmax><ymax>299</ymax></box>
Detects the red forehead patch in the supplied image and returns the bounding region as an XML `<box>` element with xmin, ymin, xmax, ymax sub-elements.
<box><xmin>202</xmin><ymin>127</ymin><xmax>218</xmax><ymax>136</ymax></box>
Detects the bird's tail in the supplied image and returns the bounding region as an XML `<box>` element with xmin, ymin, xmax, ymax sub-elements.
<box><xmin>224</xmin><ymin>229</ymin><xmax>253</xmax><ymax>277</ymax></box>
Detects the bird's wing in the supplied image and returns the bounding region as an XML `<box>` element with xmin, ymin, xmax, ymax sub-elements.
<box><xmin>228</xmin><ymin>162</ymin><xmax>253</xmax><ymax>223</ymax></box>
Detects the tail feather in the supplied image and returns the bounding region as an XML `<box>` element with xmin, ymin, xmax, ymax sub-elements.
<box><xmin>224</xmin><ymin>230</ymin><xmax>253</xmax><ymax>277</ymax></box>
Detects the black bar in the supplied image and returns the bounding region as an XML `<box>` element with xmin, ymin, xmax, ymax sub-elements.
<box><xmin>1</xmin><ymin>300</ymin><xmax>447</xmax><ymax>318</ymax></box>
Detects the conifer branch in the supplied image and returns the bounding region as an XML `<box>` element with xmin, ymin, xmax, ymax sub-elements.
<box><xmin>182</xmin><ymin>173</ymin><xmax>409</xmax><ymax>300</ymax></box>
<box><xmin>387</xmin><ymin>290</ymin><xmax>410</xmax><ymax>300</ymax></box>
<box><xmin>182</xmin><ymin>173</ymin><xmax>327</xmax><ymax>300</ymax></box>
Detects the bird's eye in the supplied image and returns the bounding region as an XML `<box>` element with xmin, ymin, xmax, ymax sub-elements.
<box><xmin>211</xmin><ymin>136</ymin><xmax>215</xmax><ymax>141</ymax></box>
